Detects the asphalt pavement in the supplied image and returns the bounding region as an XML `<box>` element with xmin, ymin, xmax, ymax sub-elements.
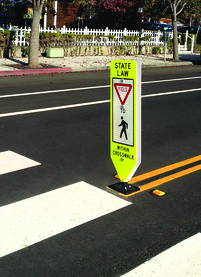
<box><xmin>0</xmin><ymin>57</ymin><xmax>201</xmax><ymax>277</ymax></box>
<box><xmin>0</xmin><ymin>67</ymin><xmax>200</xmax><ymax>276</ymax></box>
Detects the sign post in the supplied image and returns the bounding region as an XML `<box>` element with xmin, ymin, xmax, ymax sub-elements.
<box><xmin>163</xmin><ymin>30</ymin><xmax>169</xmax><ymax>62</ymax></box>
<box><xmin>110</xmin><ymin>60</ymin><xmax>141</xmax><ymax>183</ymax></box>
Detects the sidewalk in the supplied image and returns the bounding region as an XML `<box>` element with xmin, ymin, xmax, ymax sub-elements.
<box><xmin>0</xmin><ymin>54</ymin><xmax>199</xmax><ymax>77</ymax></box>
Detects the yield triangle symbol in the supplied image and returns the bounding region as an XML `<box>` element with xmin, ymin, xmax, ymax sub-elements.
<box><xmin>114</xmin><ymin>83</ymin><xmax>132</xmax><ymax>105</ymax></box>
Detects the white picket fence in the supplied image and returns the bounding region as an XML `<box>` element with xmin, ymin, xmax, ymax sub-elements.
<box><xmin>1</xmin><ymin>25</ymin><xmax>168</xmax><ymax>47</ymax></box>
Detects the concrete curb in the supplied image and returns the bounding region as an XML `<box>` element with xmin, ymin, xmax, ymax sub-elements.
<box><xmin>142</xmin><ymin>61</ymin><xmax>193</xmax><ymax>68</ymax></box>
<box><xmin>0</xmin><ymin>61</ymin><xmax>194</xmax><ymax>77</ymax></box>
<box><xmin>0</xmin><ymin>67</ymin><xmax>72</xmax><ymax>77</ymax></box>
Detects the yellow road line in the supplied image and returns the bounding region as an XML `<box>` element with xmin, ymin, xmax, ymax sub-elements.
<box><xmin>126</xmin><ymin>155</ymin><xmax>201</xmax><ymax>184</ymax></box>
<box><xmin>121</xmin><ymin>164</ymin><xmax>201</xmax><ymax>197</ymax></box>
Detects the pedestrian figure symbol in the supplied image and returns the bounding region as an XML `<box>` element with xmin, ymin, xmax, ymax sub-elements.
<box><xmin>118</xmin><ymin>116</ymin><xmax>128</xmax><ymax>140</ymax></box>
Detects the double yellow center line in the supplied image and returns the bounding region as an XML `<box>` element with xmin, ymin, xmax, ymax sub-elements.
<box><xmin>115</xmin><ymin>155</ymin><xmax>201</xmax><ymax>197</ymax></box>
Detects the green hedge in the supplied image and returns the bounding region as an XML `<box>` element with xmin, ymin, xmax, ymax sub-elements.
<box><xmin>37</xmin><ymin>32</ymin><xmax>116</xmax><ymax>48</ymax></box>
<box><xmin>0</xmin><ymin>30</ymin><xmax>15</xmax><ymax>57</ymax></box>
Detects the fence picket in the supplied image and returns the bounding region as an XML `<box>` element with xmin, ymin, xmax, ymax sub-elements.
<box><xmin>0</xmin><ymin>25</ymin><xmax>168</xmax><ymax>47</ymax></box>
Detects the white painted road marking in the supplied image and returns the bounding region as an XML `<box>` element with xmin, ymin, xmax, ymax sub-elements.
<box><xmin>0</xmin><ymin>151</ymin><xmax>40</xmax><ymax>175</ymax></box>
<box><xmin>121</xmin><ymin>233</ymin><xmax>201</xmax><ymax>277</ymax></box>
<box><xmin>143</xmin><ymin>87</ymin><xmax>201</xmax><ymax>98</ymax></box>
<box><xmin>0</xmin><ymin>76</ymin><xmax>200</xmax><ymax>99</ymax></box>
<box><xmin>142</xmin><ymin>76</ymin><xmax>201</xmax><ymax>84</ymax></box>
<box><xmin>0</xmin><ymin>181</ymin><xmax>131</xmax><ymax>258</ymax></box>
<box><xmin>0</xmin><ymin>85</ymin><xmax>109</xmax><ymax>99</ymax></box>
<box><xmin>0</xmin><ymin>87</ymin><xmax>200</xmax><ymax>118</ymax></box>
<box><xmin>0</xmin><ymin>100</ymin><xmax>109</xmax><ymax>118</ymax></box>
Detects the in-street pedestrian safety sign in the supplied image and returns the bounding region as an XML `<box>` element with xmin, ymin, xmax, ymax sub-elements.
<box><xmin>110</xmin><ymin>60</ymin><xmax>141</xmax><ymax>182</ymax></box>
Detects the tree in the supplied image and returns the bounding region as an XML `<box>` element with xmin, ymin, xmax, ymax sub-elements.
<box><xmin>143</xmin><ymin>0</ymin><xmax>189</xmax><ymax>61</ymax></box>
<box><xmin>96</xmin><ymin>0</ymin><xmax>129</xmax><ymax>28</ymax></box>
<box><xmin>0</xmin><ymin>0</ymin><xmax>29</xmax><ymax>26</ymax></box>
<box><xmin>143</xmin><ymin>0</ymin><xmax>166</xmax><ymax>20</ymax></box>
<box><xmin>0</xmin><ymin>0</ymin><xmax>46</xmax><ymax>67</ymax></box>
<box><xmin>28</xmin><ymin>0</ymin><xmax>45</xmax><ymax>68</ymax></box>
<box><xmin>73</xmin><ymin>0</ymin><xmax>96</xmax><ymax>22</ymax></box>
<box><xmin>29</xmin><ymin>0</ymin><xmax>74</xmax><ymax>68</ymax></box>
<box><xmin>168</xmin><ymin>0</ymin><xmax>187</xmax><ymax>61</ymax></box>
<box><xmin>183</xmin><ymin>0</ymin><xmax>201</xmax><ymax>26</ymax></box>
<box><xmin>99</xmin><ymin>0</ymin><xmax>128</xmax><ymax>13</ymax></box>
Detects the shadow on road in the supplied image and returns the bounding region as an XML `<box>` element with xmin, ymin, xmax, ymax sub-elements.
<box><xmin>7</xmin><ymin>57</ymin><xmax>28</xmax><ymax>66</ymax></box>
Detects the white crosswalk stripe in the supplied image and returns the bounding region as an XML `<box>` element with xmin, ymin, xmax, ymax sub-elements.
<box><xmin>0</xmin><ymin>154</ymin><xmax>200</xmax><ymax>276</ymax></box>
<box><xmin>0</xmin><ymin>150</ymin><xmax>41</xmax><ymax>175</ymax></box>
<box><xmin>0</xmin><ymin>181</ymin><xmax>131</xmax><ymax>258</ymax></box>
<box><xmin>121</xmin><ymin>233</ymin><xmax>201</xmax><ymax>277</ymax></box>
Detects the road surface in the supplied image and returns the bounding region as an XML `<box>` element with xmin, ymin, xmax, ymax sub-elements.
<box><xmin>0</xmin><ymin>66</ymin><xmax>200</xmax><ymax>276</ymax></box>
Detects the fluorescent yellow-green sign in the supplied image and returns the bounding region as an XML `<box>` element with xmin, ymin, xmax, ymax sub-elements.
<box><xmin>110</xmin><ymin>60</ymin><xmax>141</xmax><ymax>182</ymax></box>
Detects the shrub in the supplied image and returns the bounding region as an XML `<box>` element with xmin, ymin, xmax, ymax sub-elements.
<box><xmin>152</xmin><ymin>46</ymin><xmax>161</xmax><ymax>54</ymax></box>
<box><xmin>21</xmin><ymin>46</ymin><xmax>29</xmax><ymax>57</ymax></box>
<box><xmin>196</xmin><ymin>33</ymin><xmax>201</xmax><ymax>45</ymax></box>
<box><xmin>143</xmin><ymin>35</ymin><xmax>152</xmax><ymax>41</ymax></box>
<box><xmin>123</xmin><ymin>35</ymin><xmax>139</xmax><ymax>41</ymax></box>
<box><xmin>0</xmin><ymin>30</ymin><xmax>15</xmax><ymax>57</ymax></box>
<box><xmin>194</xmin><ymin>43</ymin><xmax>201</xmax><ymax>53</ymax></box>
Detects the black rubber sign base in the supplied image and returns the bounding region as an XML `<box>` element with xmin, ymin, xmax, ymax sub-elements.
<box><xmin>108</xmin><ymin>182</ymin><xmax>140</xmax><ymax>196</ymax></box>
